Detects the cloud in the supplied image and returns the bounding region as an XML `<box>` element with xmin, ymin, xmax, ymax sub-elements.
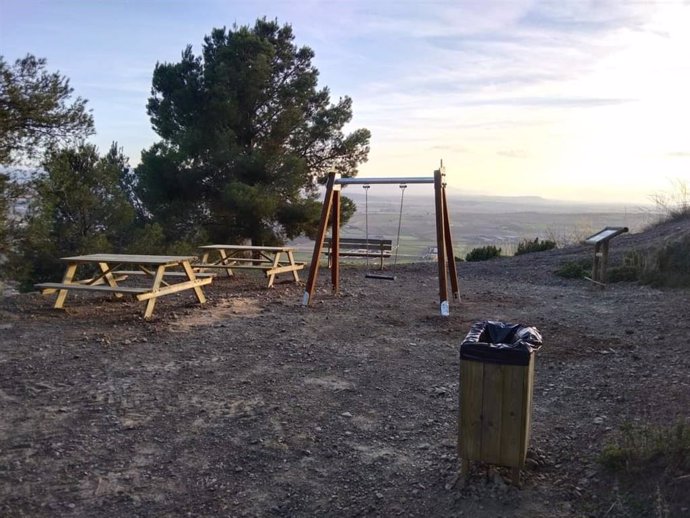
<box><xmin>497</xmin><ymin>149</ymin><xmax>530</xmax><ymax>159</ymax></box>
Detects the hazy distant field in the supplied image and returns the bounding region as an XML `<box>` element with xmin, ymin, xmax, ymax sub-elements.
<box><xmin>291</xmin><ymin>190</ymin><xmax>654</xmax><ymax>262</ymax></box>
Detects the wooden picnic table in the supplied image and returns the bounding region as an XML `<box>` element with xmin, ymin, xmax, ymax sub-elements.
<box><xmin>34</xmin><ymin>254</ymin><xmax>213</xmax><ymax>320</ymax></box>
<box><xmin>197</xmin><ymin>245</ymin><xmax>305</xmax><ymax>288</ymax></box>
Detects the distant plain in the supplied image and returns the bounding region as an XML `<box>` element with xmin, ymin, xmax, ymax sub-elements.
<box><xmin>291</xmin><ymin>189</ymin><xmax>653</xmax><ymax>261</ymax></box>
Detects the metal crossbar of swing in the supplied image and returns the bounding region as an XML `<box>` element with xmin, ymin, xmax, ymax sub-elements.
<box><xmin>335</xmin><ymin>176</ymin><xmax>434</xmax><ymax>185</ymax></box>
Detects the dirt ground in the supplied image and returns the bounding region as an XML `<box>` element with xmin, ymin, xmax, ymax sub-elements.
<box><xmin>1</xmin><ymin>242</ymin><xmax>689</xmax><ymax>517</ymax></box>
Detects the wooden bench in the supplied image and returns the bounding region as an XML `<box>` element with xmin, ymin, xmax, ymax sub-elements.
<box><xmin>116</xmin><ymin>270</ymin><xmax>216</xmax><ymax>278</ymax></box>
<box><xmin>323</xmin><ymin>237</ymin><xmax>393</xmax><ymax>270</ymax></box>
<box><xmin>35</xmin><ymin>282</ymin><xmax>149</xmax><ymax>295</ymax></box>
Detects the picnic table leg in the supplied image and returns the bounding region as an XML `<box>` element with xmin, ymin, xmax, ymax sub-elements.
<box><xmin>98</xmin><ymin>262</ymin><xmax>123</xmax><ymax>298</ymax></box>
<box><xmin>181</xmin><ymin>261</ymin><xmax>207</xmax><ymax>304</ymax></box>
<box><xmin>266</xmin><ymin>252</ymin><xmax>281</xmax><ymax>288</ymax></box>
<box><xmin>54</xmin><ymin>262</ymin><xmax>77</xmax><ymax>308</ymax></box>
<box><xmin>287</xmin><ymin>251</ymin><xmax>301</xmax><ymax>283</ymax></box>
<box><xmin>198</xmin><ymin>251</ymin><xmax>211</xmax><ymax>275</ymax></box>
<box><xmin>218</xmin><ymin>249</ymin><xmax>233</xmax><ymax>278</ymax></box>
<box><xmin>143</xmin><ymin>265</ymin><xmax>166</xmax><ymax>320</ymax></box>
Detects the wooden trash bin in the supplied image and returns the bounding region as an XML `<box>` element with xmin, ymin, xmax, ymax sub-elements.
<box><xmin>458</xmin><ymin>321</ymin><xmax>542</xmax><ymax>486</ymax></box>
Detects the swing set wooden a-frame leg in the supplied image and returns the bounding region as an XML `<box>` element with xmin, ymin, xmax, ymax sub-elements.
<box><xmin>301</xmin><ymin>165</ymin><xmax>460</xmax><ymax>316</ymax></box>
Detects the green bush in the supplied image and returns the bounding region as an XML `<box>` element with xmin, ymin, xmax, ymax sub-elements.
<box><xmin>600</xmin><ymin>421</ymin><xmax>690</xmax><ymax>475</ymax></box>
<box><xmin>598</xmin><ymin>421</ymin><xmax>690</xmax><ymax>516</ymax></box>
<box><xmin>515</xmin><ymin>237</ymin><xmax>557</xmax><ymax>256</ymax></box>
<box><xmin>604</xmin><ymin>251</ymin><xmax>643</xmax><ymax>283</ymax></box>
<box><xmin>607</xmin><ymin>265</ymin><xmax>640</xmax><ymax>283</ymax></box>
<box><xmin>555</xmin><ymin>260</ymin><xmax>589</xmax><ymax>279</ymax></box>
<box><xmin>465</xmin><ymin>245</ymin><xmax>501</xmax><ymax>262</ymax></box>
<box><xmin>643</xmin><ymin>235</ymin><xmax>690</xmax><ymax>288</ymax></box>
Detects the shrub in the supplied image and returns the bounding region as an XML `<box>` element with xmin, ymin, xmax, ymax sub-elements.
<box><xmin>600</xmin><ymin>421</ymin><xmax>690</xmax><ymax>474</ymax></box>
<box><xmin>515</xmin><ymin>237</ymin><xmax>557</xmax><ymax>256</ymax></box>
<box><xmin>607</xmin><ymin>250</ymin><xmax>645</xmax><ymax>283</ymax></box>
<box><xmin>607</xmin><ymin>265</ymin><xmax>640</xmax><ymax>283</ymax></box>
<box><xmin>465</xmin><ymin>245</ymin><xmax>501</xmax><ymax>262</ymax></box>
<box><xmin>555</xmin><ymin>260</ymin><xmax>589</xmax><ymax>279</ymax></box>
<box><xmin>644</xmin><ymin>235</ymin><xmax>690</xmax><ymax>288</ymax></box>
<box><xmin>648</xmin><ymin>179</ymin><xmax>690</xmax><ymax>225</ymax></box>
<box><xmin>598</xmin><ymin>421</ymin><xmax>690</xmax><ymax>516</ymax></box>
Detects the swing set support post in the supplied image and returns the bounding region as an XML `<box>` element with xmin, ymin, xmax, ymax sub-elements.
<box><xmin>434</xmin><ymin>168</ymin><xmax>450</xmax><ymax>316</ymax></box>
<box><xmin>302</xmin><ymin>173</ymin><xmax>339</xmax><ymax>306</ymax></box>
<box><xmin>441</xmin><ymin>172</ymin><xmax>460</xmax><ymax>301</ymax></box>
<box><xmin>302</xmin><ymin>166</ymin><xmax>459</xmax><ymax>316</ymax></box>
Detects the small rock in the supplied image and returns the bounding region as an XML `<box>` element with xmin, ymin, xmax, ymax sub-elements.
<box><xmin>432</xmin><ymin>387</ymin><xmax>448</xmax><ymax>397</ymax></box>
<box><xmin>593</xmin><ymin>416</ymin><xmax>605</xmax><ymax>424</ymax></box>
<box><xmin>341</xmin><ymin>412</ymin><xmax>353</xmax><ymax>418</ymax></box>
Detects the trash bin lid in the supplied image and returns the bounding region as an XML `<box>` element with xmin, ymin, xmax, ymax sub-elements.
<box><xmin>460</xmin><ymin>320</ymin><xmax>542</xmax><ymax>366</ymax></box>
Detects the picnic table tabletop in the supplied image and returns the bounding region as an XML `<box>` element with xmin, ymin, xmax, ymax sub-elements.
<box><xmin>61</xmin><ymin>253</ymin><xmax>198</xmax><ymax>265</ymax></box>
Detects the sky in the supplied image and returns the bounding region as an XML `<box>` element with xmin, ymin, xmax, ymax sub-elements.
<box><xmin>1</xmin><ymin>0</ymin><xmax>689</xmax><ymax>204</ymax></box>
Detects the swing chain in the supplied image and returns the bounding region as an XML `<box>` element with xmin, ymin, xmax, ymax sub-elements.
<box><xmin>392</xmin><ymin>184</ymin><xmax>407</xmax><ymax>272</ymax></box>
<box><xmin>363</xmin><ymin>185</ymin><xmax>371</xmax><ymax>272</ymax></box>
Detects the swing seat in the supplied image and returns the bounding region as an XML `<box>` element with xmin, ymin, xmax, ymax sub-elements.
<box><xmin>365</xmin><ymin>273</ymin><xmax>396</xmax><ymax>281</ymax></box>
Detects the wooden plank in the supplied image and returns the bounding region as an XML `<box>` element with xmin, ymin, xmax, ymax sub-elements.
<box><xmin>143</xmin><ymin>264</ymin><xmax>166</xmax><ymax>320</ymax></box>
<box><xmin>135</xmin><ymin>277</ymin><xmax>212</xmax><ymax>301</ymax></box>
<box><xmin>601</xmin><ymin>241</ymin><xmax>610</xmax><ymax>285</ymax></box>
<box><xmin>98</xmin><ymin>262</ymin><xmax>121</xmax><ymax>292</ymax></box>
<box><xmin>181</xmin><ymin>260</ymin><xmax>207</xmax><ymax>304</ymax></box>
<box><xmin>459</xmin><ymin>359</ymin><xmax>484</xmax><ymax>462</ymax></box>
<box><xmin>323</xmin><ymin>238</ymin><xmax>393</xmax><ymax>250</ymax></box>
<box><xmin>304</xmin><ymin>172</ymin><xmax>337</xmax><ymax>305</ymax></box>
<box><xmin>54</xmin><ymin>263</ymin><xmax>77</xmax><ymax>308</ymax></box>
<box><xmin>442</xmin><ymin>185</ymin><xmax>460</xmax><ymax>300</ymax></box>
<box><xmin>265</xmin><ymin>263</ymin><xmax>305</xmax><ymax>275</ymax></box>
<box><xmin>195</xmin><ymin>263</ymin><xmax>295</xmax><ymax>270</ymax></box>
<box><xmin>61</xmin><ymin>254</ymin><xmax>198</xmax><ymax>265</ymax></box>
<box><xmin>434</xmin><ymin>169</ymin><xmax>449</xmax><ymax>315</ymax></box>
<box><xmin>479</xmin><ymin>362</ymin><xmax>504</xmax><ymax>465</ymax></box>
<box><xmin>209</xmin><ymin>264</ymin><xmax>278</xmax><ymax>270</ymax></box>
<box><xmin>36</xmin><ymin>283</ymin><xmax>149</xmax><ymax>295</ymax></box>
<box><xmin>199</xmin><ymin>257</ymin><xmax>275</xmax><ymax>264</ymax></box>
<box><xmin>116</xmin><ymin>270</ymin><xmax>216</xmax><ymax>278</ymax></box>
<box><xmin>216</xmin><ymin>248</ymin><xmax>234</xmax><ymax>278</ymax></box>
<box><xmin>321</xmin><ymin>251</ymin><xmax>392</xmax><ymax>258</ymax></box>
<box><xmin>499</xmin><ymin>364</ymin><xmax>526</xmax><ymax>468</ymax></box>
<box><xmin>592</xmin><ymin>242</ymin><xmax>601</xmax><ymax>282</ymax></box>
<box><xmin>198</xmin><ymin>245</ymin><xmax>293</xmax><ymax>252</ymax></box>
<box><xmin>521</xmin><ymin>355</ymin><xmax>535</xmax><ymax>463</ymax></box>
<box><xmin>287</xmin><ymin>251</ymin><xmax>301</xmax><ymax>283</ymax></box>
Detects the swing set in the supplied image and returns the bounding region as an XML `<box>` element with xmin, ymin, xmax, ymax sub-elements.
<box><xmin>302</xmin><ymin>164</ymin><xmax>459</xmax><ymax>316</ymax></box>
